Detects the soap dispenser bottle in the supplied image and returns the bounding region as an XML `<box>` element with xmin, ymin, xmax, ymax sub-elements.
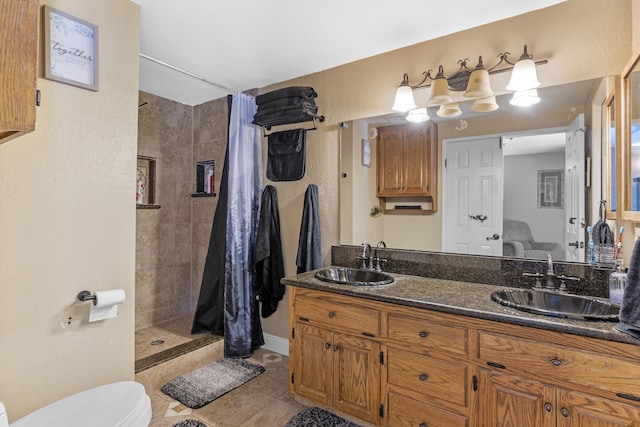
<box><xmin>609</xmin><ymin>259</ymin><xmax>627</xmax><ymax>304</ymax></box>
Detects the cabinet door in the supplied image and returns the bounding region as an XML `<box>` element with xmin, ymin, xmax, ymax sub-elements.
<box><xmin>292</xmin><ymin>322</ymin><xmax>333</xmax><ymax>406</ymax></box>
<box><xmin>377</xmin><ymin>127</ymin><xmax>404</xmax><ymax>196</ymax></box>
<box><xmin>0</xmin><ymin>0</ymin><xmax>38</xmax><ymax>144</ymax></box>
<box><xmin>477</xmin><ymin>369</ymin><xmax>555</xmax><ymax>427</ymax></box>
<box><xmin>556</xmin><ymin>389</ymin><xmax>640</xmax><ymax>427</ymax></box>
<box><xmin>333</xmin><ymin>332</ymin><xmax>381</xmax><ymax>424</ymax></box>
<box><xmin>402</xmin><ymin>126</ymin><xmax>431</xmax><ymax>195</ymax></box>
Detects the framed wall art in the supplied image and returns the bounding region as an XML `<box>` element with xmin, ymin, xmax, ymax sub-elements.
<box><xmin>43</xmin><ymin>5</ymin><xmax>99</xmax><ymax>91</ymax></box>
<box><xmin>537</xmin><ymin>169</ymin><xmax>564</xmax><ymax>209</ymax></box>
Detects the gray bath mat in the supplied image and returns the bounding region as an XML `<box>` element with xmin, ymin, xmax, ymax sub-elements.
<box><xmin>161</xmin><ymin>358</ymin><xmax>265</xmax><ymax>409</ymax></box>
<box><xmin>284</xmin><ymin>407</ymin><xmax>362</xmax><ymax>427</ymax></box>
<box><xmin>172</xmin><ymin>420</ymin><xmax>207</xmax><ymax>427</ymax></box>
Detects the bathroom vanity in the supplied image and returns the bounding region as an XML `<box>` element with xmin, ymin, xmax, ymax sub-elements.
<box><xmin>284</xmin><ymin>250</ymin><xmax>640</xmax><ymax>427</ymax></box>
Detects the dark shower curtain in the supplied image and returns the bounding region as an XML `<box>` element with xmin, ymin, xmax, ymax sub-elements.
<box><xmin>191</xmin><ymin>94</ymin><xmax>264</xmax><ymax>358</ymax></box>
<box><xmin>191</xmin><ymin>143</ymin><xmax>229</xmax><ymax>336</ymax></box>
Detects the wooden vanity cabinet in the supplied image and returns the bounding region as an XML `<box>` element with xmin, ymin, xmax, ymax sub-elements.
<box><xmin>290</xmin><ymin>288</ymin><xmax>382</xmax><ymax>425</ymax></box>
<box><xmin>288</xmin><ymin>287</ymin><xmax>640</xmax><ymax>427</ymax></box>
<box><xmin>376</xmin><ymin>122</ymin><xmax>437</xmax><ymax>198</ymax></box>
<box><xmin>0</xmin><ymin>0</ymin><xmax>39</xmax><ymax>144</ymax></box>
<box><xmin>477</xmin><ymin>369</ymin><xmax>640</xmax><ymax>426</ymax></box>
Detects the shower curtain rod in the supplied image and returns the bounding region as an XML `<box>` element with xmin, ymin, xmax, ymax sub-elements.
<box><xmin>139</xmin><ymin>53</ymin><xmax>237</xmax><ymax>93</ymax></box>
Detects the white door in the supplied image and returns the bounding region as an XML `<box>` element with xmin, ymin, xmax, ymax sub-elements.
<box><xmin>444</xmin><ymin>137</ymin><xmax>504</xmax><ymax>255</ymax></box>
<box><xmin>565</xmin><ymin>114</ymin><xmax>586</xmax><ymax>262</ymax></box>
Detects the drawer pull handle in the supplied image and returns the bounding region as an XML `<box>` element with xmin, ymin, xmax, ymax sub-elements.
<box><xmin>328</xmin><ymin>311</ymin><xmax>335</xmax><ymax>318</ymax></box>
<box><xmin>486</xmin><ymin>361</ymin><xmax>507</xmax><ymax>369</ymax></box>
<box><xmin>419</xmin><ymin>331</ymin><xmax>428</xmax><ymax>338</ymax></box>
<box><xmin>544</xmin><ymin>403</ymin><xmax>553</xmax><ymax>413</ymax></box>
<box><xmin>325</xmin><ymin>342</ymin><xmax>331</xmax><ymax>350</ymax></box>
<box><xmin>616</xmin><ymin>393</ymin><xmax>640</xmax><ymax>402</ymax></box>
<box><xmin>560</xmin><ymin>408</ymin><xmax>569</xmax><ymax>418</ymax></box>
<box><xmin>418</xmin><ymin>374</ymin><xmax>428</xmax><ymax>381</ymax></box>
<box><xmin>550</xmin><ymin>358</ymin><xmax>563</xmax><ymax>366</ymax></box>
<box><xmin>419</xmin><ymin>423</ymin><xmax>428</xmax><ymax>427</ymax></box>
<box><xmin>299</xmin><ymin>316</ymin><xmax>309</xmax><ymax>322</ymax></box>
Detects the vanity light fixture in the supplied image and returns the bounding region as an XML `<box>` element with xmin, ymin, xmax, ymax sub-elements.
<box><xmin>406</xmin><ymin>107</ymin><xmax>430</xmax><ymax>123</ymax></box>
<box><xmin>509</xmin><ymin>88</ymin><xmax>541</xmax><ymax>107</ymax></box>
<box><xmin>391</xmin><ymin>45</ymin><xmax>547</xmax><ymax>117</ymax></box>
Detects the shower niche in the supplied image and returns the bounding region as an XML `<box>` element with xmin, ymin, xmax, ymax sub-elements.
<box><xmin>136</xmin><ymin>155</ymin><xmax>160</xmax><ymax>209</ymax></box>
<box><xmin>192</xmin><ymin>159</ymin><xmax>216</xmax><ymax>197</ymax></box>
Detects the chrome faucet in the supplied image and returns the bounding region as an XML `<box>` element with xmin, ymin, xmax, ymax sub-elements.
<box><xmin>545</xmin><ymin>253</ymin><xmax>555</xmax><ymax>290</ymax></box>
<box><xmin>358</xmin><ymin>243</ymin><xmax>372</xmax><ymax>269</ymax></box>
<box><xmin>523</xmin><ymin>253</ymin><xmax>579</xmax><ymax>293</ymax></box>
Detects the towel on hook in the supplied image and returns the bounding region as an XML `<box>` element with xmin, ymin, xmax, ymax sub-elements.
<box><xmin>253</xmin><ymin>186</ymin><xmax>285</xmax><ymax>318</ymax></box>
<box><xmin>296</xmin><ymin>184</ymin><xmax>322</xmax><ymax>273</ymax></box>
<box><xmin>266</xmin><ymin>129</ymin><xmax>306</xmax><ymax>182</ymax></box>
<box><xmin>616</xmin><ymin>237</ymin><xmax>640</xmax><ymax>339</ymax></box>
<box><xmin>256</xmin><ymin>86</ymin><xmax>317</xmax><ymax>105</ymax></box>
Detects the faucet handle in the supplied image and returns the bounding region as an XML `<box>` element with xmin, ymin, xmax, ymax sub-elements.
<box><xmin>523</xmin><ymin>272</ymin><xmax>544</xmax><ymax>289</ymax></box>
<box><xmin>373</xmin><ymin>257</ymin><xmax>387</xmax><ymax>272</ymax></box>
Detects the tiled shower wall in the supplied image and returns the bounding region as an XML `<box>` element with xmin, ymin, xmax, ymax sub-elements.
<box><xmin>135</xmin><ymin>91</ymin><xmax>229</xmax><ymax>330</ymax></box>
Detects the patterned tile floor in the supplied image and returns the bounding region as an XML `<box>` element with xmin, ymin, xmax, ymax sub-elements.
<box><xmin>135</xmin><ymin>317</ymin><xmax>307</xmax><ymax>427</ymax></box>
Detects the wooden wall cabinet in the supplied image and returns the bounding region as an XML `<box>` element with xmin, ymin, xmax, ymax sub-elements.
<box><xmin>376</xmin><ymin>122</ymin><xmax>437</xmax><ymax>202</ymax></box>
<box><xmin>288</xmin><ymin>286</ymin><xmax>640</xmax><ymax>427</ymax></box>
<box><xmin>0</xmin><ymin>0</ymin><xmax>39</xmax><ymax>144</ymax></box>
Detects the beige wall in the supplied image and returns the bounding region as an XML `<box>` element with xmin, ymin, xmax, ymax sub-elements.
<box><xmin>0</xmin><ymin>0</ymin><xmax>139</xmax><ymax>421</ymax></box>
<box><xmin>259</xmin><ymin>0</ymin><xmax>634</xmax><ymax>341</ymax></box>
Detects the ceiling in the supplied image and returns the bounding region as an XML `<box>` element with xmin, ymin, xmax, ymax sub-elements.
<box><xmin>132</xmin><ymin>0</ymin><xmax>566</xmax><ymax>106</ymax></box>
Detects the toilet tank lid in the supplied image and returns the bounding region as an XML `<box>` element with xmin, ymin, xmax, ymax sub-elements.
<box><xmin>10</xmin><ymin>381</ymin><xmax>149</xmax><ymax>427</ymax></box>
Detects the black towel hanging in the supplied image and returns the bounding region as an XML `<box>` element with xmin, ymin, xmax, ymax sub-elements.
<box><xmin>266</xmin><ymin>128</ymin><xmax>306</xmax><ymax>182</ymax></box>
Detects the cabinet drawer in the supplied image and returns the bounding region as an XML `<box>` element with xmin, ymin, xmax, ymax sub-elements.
<box><xmin>479</xmin><ymin>331</ymin><xmax>640</xmax><ymax>398</ymax></box>
<box><xmin>295</xmin><ymin>294</ymin><xmax>380</xmax><ymax>337</ymax></box>
<box><xmin>387</xmin><ymin>392</ymin><xmax>468</xmax><ymax>427</ymax></box>
<box><xmin>387</xmin><ymin>314</ymin><xmax>467</xmax><ymax>356</ymax></box>
<box><xmin>387</xmin><ymin>347</ymin><xmax>468</xmax><ymax>407</ymax></box>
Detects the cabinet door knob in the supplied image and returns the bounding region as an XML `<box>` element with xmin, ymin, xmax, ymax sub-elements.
<box><xmin>560</xmin><ymin>408</ymin><xmax>569</xmax><ymax>418</ymax></box>
<box><xmin>419</xmin><ymin>423</ymin><xmax>428</xmax><ymax>427</ymax></box>
<box><xmin>418</xmin><ymin>373</ymin><xmax>428</xmax><ymax>381</ymax></box>
<box><xmin>328</xmin><ymin>311</ymin><xmax>335</xmax><ymax>318</ymax></box>
<box><xmin>550</xmin><ymin>358</ymin><xmax>563</xmax><ymax>366</ymax></box>
<box><xmin>325</xmin><ymin>342</ymin><xmax>331</xmax><ymax>350</ymax></box>
<box><xmin>544</xmin><ymin>403</ymin><xmax>553</xmax><ymax>413</ymax></box>
<box><xmin>333</xmin><ymin>344</ymin><xmax>339</xmax><ymax>352</ymax></box>
<box><xmin>419</xmin><ymin>331</ymin><xmax>428</xmax><ymax>338</ymax></box>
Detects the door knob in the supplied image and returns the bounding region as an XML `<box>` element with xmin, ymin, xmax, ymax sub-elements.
<box><xmin>486</xmin><ymin>234</ymin><xmax>500</xmax><ymax>241</ymax></box>
<box><xmin>568</xmin><ymin>241</ymin><xmax>579</xmax><ymax>247</ymax></box>
<box><xmin>469</xmin><ymin>214</ymin><xmax>488</xmax><ymax>222</ymax></box>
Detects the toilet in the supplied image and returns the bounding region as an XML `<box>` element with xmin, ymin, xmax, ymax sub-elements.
<box><xmin>0</xmin><ymin>381</ymin><xmax>151</xmax><ymax>427</ymax></box>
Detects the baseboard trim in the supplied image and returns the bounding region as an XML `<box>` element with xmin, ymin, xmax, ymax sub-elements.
<box><xmin>262</xmin><ymin>333</ymin><xmax>289</xmax><ymax>356</ymax></box>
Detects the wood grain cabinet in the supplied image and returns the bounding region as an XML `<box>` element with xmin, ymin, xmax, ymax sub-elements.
<box><xmin>376</xmin><ymin>122</ymin><xmax>437</xmax><ymax>198</ymax></box>
<box><xmin>290</xmin><ymin>289</ymin><xmax>381</xmax><ymax>425</ymax></box>
<box><xmin>477</xmin><ymin>369</ymin><xmax>640</xmax><ymax>427</ymax></box>
<box><xmin>288</xmin><ymin>286</ymin><xmax>640</xmax><ymax>427</ymax></box>
<box><xmin>0</xmin><ymin>0</ymin><xmax>39</xmax><ymax>144</ymax></box>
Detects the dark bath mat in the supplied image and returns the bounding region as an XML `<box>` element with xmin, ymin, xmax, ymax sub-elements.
<box><xmin>172</xmin><ymin>420</ymin><xmax>207</xmax><ymax>427</ymax></box>
<box><xmin>284</xmin><ymin>407</ymin><xmax>362</xmax><ymax>427</ymax></box>
<box><xmin>161</xmin><ymin>358</ymin><xmax>265</xmax><ymax>409</ymax></box>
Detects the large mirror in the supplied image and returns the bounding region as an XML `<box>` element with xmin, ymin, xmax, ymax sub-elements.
<box><xmin>340</xmin><ymin>76</ymin><xmax>616</xmax><ymax>263</ymax></box>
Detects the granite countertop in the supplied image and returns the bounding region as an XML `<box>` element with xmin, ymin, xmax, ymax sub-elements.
<box><xmin>282</xmin><ymin>269</ymin><xmax>640</xmax><ymax>347</ymax></box>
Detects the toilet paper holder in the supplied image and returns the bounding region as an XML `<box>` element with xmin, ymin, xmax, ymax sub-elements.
<box><xmin>77</xmin><ymin>290</ymin><xmax>97</xmax><ymax>305</ymax></box>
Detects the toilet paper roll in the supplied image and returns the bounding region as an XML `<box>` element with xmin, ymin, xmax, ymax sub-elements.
<box><xmin>89</xmin><ymin>289</ymin><xmax>126</xmax><ymax>322</ymax></box>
